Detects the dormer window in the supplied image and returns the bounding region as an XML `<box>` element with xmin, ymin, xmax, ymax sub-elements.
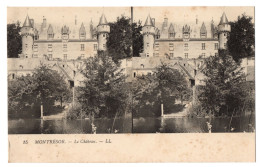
<box><xmin>48</xmin><ymin>34</ymin><xmax>54</xmax><ymax>39</ymax></box>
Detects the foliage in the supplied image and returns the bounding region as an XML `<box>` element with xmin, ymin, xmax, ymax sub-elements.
<box><xmin>198</xmin><ymin>49</ymin><xmax>249</xmax><ymax>116</ymax></box>
<box><xmin>77</xmin><ymin>51</ymin><xmax>129</xmax><ymax>119</ymax></box>
<box><xmin>107</xmin><ymin>16</ymin><xmax>133</xmax><ymax>63</ymax></box>
<box><xmin>7</xmin><ymin>22</ymin><xmax>22</xmax><ymax>58</ymax></box>
<box><xmin>132</xmin><ymin>20</ymin><xmax>143</xmax><ymax>57</ymax></box>
<box><xmin>107</xmin><ymin>16</ymin><xmax>143</xmax><ymax>63</ymax></box>
<box><xmin>8</xmin><ymin>64</ymin><xmax>71</xmax><ymax>118</ymax></box>
<box><xmin>227</xmin><ymin>14</ymin><xmax>255</xmax><ymax>63</ymax></box>
<box><xmin>132</xmin><ymin>62</ymin><xmax>191</xmax><ymax>117</ymax></box>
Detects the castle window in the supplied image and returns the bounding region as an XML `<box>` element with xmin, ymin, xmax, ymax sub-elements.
<box><xmin>63</xmin><ymin>44</ymin><xmax>67</xmax><ymax>48</ymax></box>
<box><xmin>34</xmin><ymin>54</ymin><xmax>38</xmax><ymax>58</ymax></box>
<box><xmin>80</xmin><ymin>44</ymin><xmax>85</xmax><ymax>51</ymax></box>
<box><xmin>94</xmin><ymin>44</ymin><xmax>97</xmax><ymax>51</ymax></box>
<box><xmin>48</xmin><ymin>34</ymin><xmax>54</xmax><ymax>39</ymax></box>
<box><xmin>202</xmin><ymin>53</ymin><xmax>206</xmax><ymax>58</ymax></box>
<box><xmin>155</xmin><ymin>43</ymin><xmax>159</xmax><ymax>51</ymax></box>
<box><xmin>103</xmin><ymin>34</ymin><xmax>106</xmax><ymax>37</ymax></box>
<box><xmin>184</xmin><ymin>53</ymin><xmax>188</xmax><ymax>58</ymax></box>
<box><xmin>169</xmin><ymin>33</ymin><xmax>174</xmax><ymax>38</ymax></box>
<box><xmin>200</xmin><ymin>32</ymin><xmax>206</xmax><ymax>38</ymax></box>
<box><xmin>81</xmin><ymin>54</ymin><xmax>85</xmax><ymax>58</ymax></box>
<box><xmin>184</xmin><ymin>43</ymin><xmax>188</xmax><ymax>51</ymax></box>
<box><xmin>103</xmin><ymin>44</ymin><xmax>106</xmax><ymax>49</ymax></box>
<box><xmin>48</xmin><ymin>54</ymin><xmax>52</xmax><ymax>60</ymax></box>
<box><xmin>34</xmin><ymin>44</ymin><xmax>38</xmax><ymax>52</ymax></box>
<box><xmin>224</xmin><ymin>43</ymin><xmax>227</xmax><ymax>48</ymax></box>
<box><xmin>133</xmin><ymin>72</ymin><xmax>136</xmax><ymax>78</ymax></box>
<box><xmin>64</xmin><ymin>54</ymin><xmax>67</xmax><ymax>60</ymax></box>
<box><xmin>147</xmin><ymin>53</ymin><xmax>149</xmax><ymax>57</ymax></box>
<box><xmin>12</xmin><ymin>73</ymin><xmax>15</xmax><ymax>80</ymax></box>
<box><xmin>202</xmin><ymin>43</ymin><xmax>205</xmax><ymax>50</ymax></box>
<box><xmin>25</xmin><ymin>44</ymin><xmax>28</xmax><ymax>48</ymax></box>
<box><xmin>141</xmin><ymin>64</ymin><xmax>144</xmax><ymax>68</ymax></box>
<box><xmin>169</xmin><ymin>43</ymin><xmax>174</xmax><ymax>51</ymax></box>
<box><xmin>215</xmin><ymin>43</ymin><xmax>219</xmax><ymax>50</ymax></box>
<box><xmin>48</xmin><ymin>44</ymin><xmax>53</xmax><ymax>52</ymax></box>
<box><xmin>170</xmin><ymin>53</ymin><xmax>174</xmax><ymax>58</ymax></box>
<box><xmin>147</xmin><ymin>43</ymin><xmax>149</xmax><ymax>48</ymax></box>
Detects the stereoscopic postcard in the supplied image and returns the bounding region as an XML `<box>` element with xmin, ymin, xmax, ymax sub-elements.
<box><xmin>7</xmin><ymin>6</ymin><xmax>255</xmax><ymax>162</ymax></box>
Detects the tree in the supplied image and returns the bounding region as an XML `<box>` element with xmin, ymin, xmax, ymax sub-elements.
<box><xmin>132</xmin><ymin>62</ymin><xmax>191</xmax><ymax>117</ymax></box>
<box><xmin>7</xmin><ymin>22</ymin><xmax>22</xmax><ymax>58</ymax></box>
<box><xmin>8</xmin><ymin>64</ymin><xmax>71</xmax><ymax>118</ymax></box>
<box><xmin>107</xmin><ymin>16</ymin><xmax>143</xmax><ymax>63</ymax></box>
<box><xmin>132</xmin><ymin>20</ymin><xmax>143</xmax><ymax>57</ymax></box>
<box><xmin>107</xmin><ymin>16</ymin><xmax>132</xmax><ymax>64</ymax></box>
<box><xmin>227</xmin><ymin>14</ymin><xmax>255</xmax><ymax>63</ymax></box>
<box><xmin>198</xmin><ymin>50</ymin><xmax>248</xmax><ymax>117</ymax></box>
<box><xmin>77</xmin><ymin>51</ymin><xmax>129</xmax><ymax>120</ymax></box>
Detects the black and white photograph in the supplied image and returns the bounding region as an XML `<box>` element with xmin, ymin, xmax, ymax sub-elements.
<box><xmin>7</xmin><ymin>6</ymin><xmax>255</xmax><ymax>135</ymax></box>
<box><xmin>132</xmin><ymin>7</ymin><xmax>255</xmax><ymax>133</ymax></box>
<box><xmin>7</xmin><ymin>7</ymin><xmax>133</xmax><ymax>134</ymax></box>
<box><xmin>5</xmin><ymin>5</ymin><xmax>257</xmax><ymax>163</ymax></box>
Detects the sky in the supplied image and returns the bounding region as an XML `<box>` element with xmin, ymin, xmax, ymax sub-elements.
<box><xmin>8</xmin><ymin>7</ymin><xmax>254</xmax><ymax>27</ymax></box>
<box><xmin>133</xmin><ymin>6</ymin><xmax>254</xmax><ymax>25</ymax></box>
<box><xmin>7</xmin><ymin>7</ymin><xmax>131</xmax><ymax>26</ymax></box>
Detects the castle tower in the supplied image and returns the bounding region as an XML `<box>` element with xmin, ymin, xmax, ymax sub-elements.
<box><xmin>142</xmin><ymin>14</ymin><xmax>155</xmax><ymax>57</ymax></box>
<box><xmin>218</xmin><ymin>12</ymin><xmax>231</xmax><ymax>49</ymax></box>
<box><xmin>97</xmin><ymin>14</ymin><xmax>110</xmax><ymax>51</ymax></box>
<box><xmin>20</xmin><ymin>15</ymin><xmax>35</xmax><ymax>58</ymax></box>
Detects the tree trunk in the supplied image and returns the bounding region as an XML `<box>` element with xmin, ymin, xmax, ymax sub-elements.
<box><xmin>112</xmin><ymin>111</ymin><xmax>119</xmax><ymax>133</ymax></box>
<box><xmin>60</xmin><ymin>96</ymin><xmax>63</xmax><ymax>107</ymax></box>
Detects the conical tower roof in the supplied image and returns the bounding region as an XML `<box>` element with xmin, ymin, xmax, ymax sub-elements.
<box><xmin>23</xmin><ymin>15</ymin><xmax>33</xmax><ymax>28</ymax></box>
<box><xmin>99</xmin><ymin>14</ymin><xmax>108</xmax><ymax>25</ymax></box>
<box><xmin>219</xmin><ymin>12</ymin><xmax>229</xmax><ymax>25</ymax></box>
<box><xmin>144</xmin><ymin>14</ymin><xmax>154</xmax><ymax>26</ymax></box>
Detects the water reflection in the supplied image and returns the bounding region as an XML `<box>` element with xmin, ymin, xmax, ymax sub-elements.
<box><xmin>8</xmin><ymin>118</ymin><xmax>132</xmax><ymax>134</ymax></box>
<box><xmin>133</xmin><ymin>116</ymin><xmax>255</xmax><ymax>133</ymax></box>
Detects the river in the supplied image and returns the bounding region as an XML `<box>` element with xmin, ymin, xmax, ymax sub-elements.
<box><xmin>133</xmin><ymin>116</ymin><xmax>255</xmax><ymax>133</ymax></box>
<box><xmin>8</xmin><ymin>118</ymin><xmax>132</xmax><ymax>134</ymax></box>
<box><xmin>8</xmin><ymin>116</ymin><xmax>254</xmax><ymax>134</ymax></box>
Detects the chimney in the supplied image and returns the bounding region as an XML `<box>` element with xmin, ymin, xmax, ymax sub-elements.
<box><xmin>152</xmin><ymin>18</ymin><xmax>155</xmax><ymax>26</ymax></box>
<box><xmin>164</xmin><ymin>17</ymin><xmax>168</xmax><ymax>27</ymax></box>
<box><xmin>196</xmin><ymin>15</ymin><xmax>198</xmax><ymax>24</ymax></box>
<box><xmin>42</xmin><ymin>16</ymin><xmax>47</xmax><ymax>28</ymax></box>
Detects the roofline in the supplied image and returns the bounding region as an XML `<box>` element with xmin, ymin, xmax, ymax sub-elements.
<box><xmin>155</xmin><ymin>38</ymin><xmax>219</xmax><ymax>42</ymax></box>
<box><xmin>35</xmin><ymin>39</ymin><xmax>98</xmax><ymax>43</ymax></box>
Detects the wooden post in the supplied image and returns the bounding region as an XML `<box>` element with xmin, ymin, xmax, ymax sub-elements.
<box><xmin>41</xmin><ymin>104</ymin><xmax>43</xmax><ymax>119</ymax></box>
<box><xmin>72</xmin><ymin>86</ymin><xmax>75</xmax><ymax>107</ymax></box>
<box><xmin>161</xmin><ymin>103</ymin><xmax>164</xmax><ymax>117</ymax></box>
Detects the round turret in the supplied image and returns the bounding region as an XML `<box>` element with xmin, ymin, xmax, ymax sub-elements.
<box><xmin>97</xmin><ymin>14</ymin><xmax>110</xmax><ymax>51</ymax></box>
<box><xmin>143</xmin><ymin>15</ymin><xmax>155</xmax><ymax>57</ymax></box>
<box><xmin>218</xmin><ymin>12</ymin><xmax>231</xmax><ymax>49</ymax></box>
<box><xmin>21</xmin><ymin>15</ymin><xmax>35</xmax><ymax>58</ymax></box>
